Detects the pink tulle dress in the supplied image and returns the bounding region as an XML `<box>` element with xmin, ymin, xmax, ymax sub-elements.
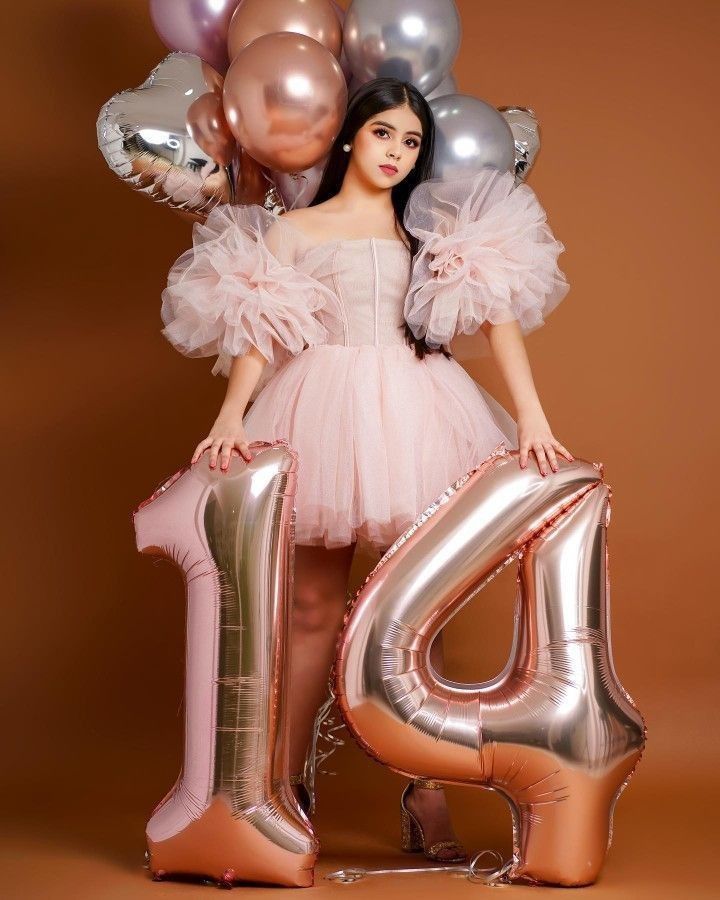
<box><xmin>160</xmin><ymin>167</ymin><xmax>569</xmax><ymax>553</ymax></box>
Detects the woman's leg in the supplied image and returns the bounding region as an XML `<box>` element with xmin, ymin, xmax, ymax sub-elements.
<box><xmin>287</xmin><ymin>542</ymin><xmax>356</xmax><ymax>782</ymax></box>
<box><xmin>404</xmin><ymin>629</ymin><xmax>466</xmax><ymax>858</ymax></box>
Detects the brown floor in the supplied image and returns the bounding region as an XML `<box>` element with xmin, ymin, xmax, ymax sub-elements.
<box><xmin>2</xmin><ymin>738</ymin><xmax>716</xmax><ymax>899</ymax></box>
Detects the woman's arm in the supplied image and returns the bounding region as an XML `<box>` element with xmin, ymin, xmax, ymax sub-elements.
<box><xmin>191</xmin><ymin>345</ymin><xmax>268</xmax><ymax>471</ymax></box>
<box><xmin>479</xmin><ymin>320</ymin><xmax>574</xmax><ymax>476</ymax></box>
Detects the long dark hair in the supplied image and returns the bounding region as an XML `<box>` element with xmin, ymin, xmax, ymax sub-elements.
<box><xmin>309</xmin><ymin>77</ymin><xmax>452</xmax><ymax>362</ymax></box>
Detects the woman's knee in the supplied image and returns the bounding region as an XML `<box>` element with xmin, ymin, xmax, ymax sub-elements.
<box><xmin>292</xmin><ymin>583</ymin><xmax>346</xmax><ymax>633</ymax></box>
<box><xmin>292</xmin><ymin>542</ymin><xmax>355</xmax><ymax>633</ymax></box>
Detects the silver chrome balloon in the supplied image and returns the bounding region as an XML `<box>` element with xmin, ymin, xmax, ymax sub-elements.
<box><xmin>427</xmin><ymin>72</ymin><xmax>457</xmax><ymax>100</ymax></box>
<box><xmin>498</xmin><ymin>106</ymin><xmax>541</xmax><ymax>182</ymax></box>
<box><xmin>428</xmin><ymin>93</ymin><xmax>516</xmax><ymax>179</ymax></box>
<box><xmin>97</xmin><ymin>52</ymin><xmax>235</xmax><ymax>217</ymax></box>
<box><xmin>335</xmin><ymin>445</ymin><xmax>646</xmax><ymax>887</ymax></box>
<box><xmin>343</xmin><ymin>0</ymin><xmax>461</xmax><ymax>96</ymax></box>
<box><xmin>133</xmin><ymin>440</ymin><xmax>317</xmax><ymax>887</ymax></box>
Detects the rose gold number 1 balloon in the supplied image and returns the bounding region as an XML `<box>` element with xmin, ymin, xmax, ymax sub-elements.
<box><xmin>335</xmin><ymin>444</ymin><xmax>646</xmax><ymax>887</ymax></box>
<box><xmin>133</xmin><ymin>441</ymin><xmax>317</xmax><ymax>888</ymax></box>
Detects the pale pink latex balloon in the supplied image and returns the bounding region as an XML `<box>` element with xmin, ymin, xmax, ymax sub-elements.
<box><xmin>149</xmin><ymin>0</ymin><xmax>240</xmax><ymax>74</ymax></box>
<box><xmin>133</xmin><ymin>441</ymin><xmax>318</xmax><ymax>888</ymax></box>
<box><xmin>223</xmin><ymin>32</ymin><xmax>347</xmax><ymax>173</ymax></box>
<box><xmin>227</xmin><ymin>0</ymin><xmax>342</xmax><ymax>63</ymax></box>
<box><xmin>187</xmin><ymin>91</ymin><xmax>236</xmax><ymax>167</ymax></box>
<box><xmin>334</xmin><ymin>445</ymin><xmax>647</xmax><ymax>887</ymax></box>
<box><xmin>271</xmin><ymin>158</ymin><xmax>328</xmax><ymax>209</ymax></box>
<box><xmin>329</xmin><ymin>0</ymin><xmax>353</xmax><ymax>83</ymax></box>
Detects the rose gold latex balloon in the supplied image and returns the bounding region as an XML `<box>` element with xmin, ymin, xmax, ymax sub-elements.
<box><xmin>187</xmin><ymin>92</ymin><xmax>236</xmax><ymax>167</ymax></box>
<box><xmin>334</xmin><ymin>445</ymin><xmax>646</xmax><ymax>887</ymax></box>
<box><xmin>223</xmin><ymin>32</ymin><xmax>347</xmax><ymax>172</ymax></box>
<box><xmin>227</xmin><ymin>0</ymin><xmax>342</xmax><ymax>63</ymax></box>
<box><xmin>133</xmin><ymin>440</ymin><xmax>318</xmax><ymax>888</ymax></box>
<box><xmin>201</xmin><ymin>59</ymin><xmax>225</xmax><ymax>97</ymax></box>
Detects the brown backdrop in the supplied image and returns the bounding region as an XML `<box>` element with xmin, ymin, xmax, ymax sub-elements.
<box><xmin>2</xmin><ymin>1</ymin><xmax>718</xmax><ymax>896</ymax></box>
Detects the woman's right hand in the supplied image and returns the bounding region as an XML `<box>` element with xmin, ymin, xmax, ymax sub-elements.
<box><xmin>191</xmin><ymin>415</ymin><xmax>253</xmax><ymax>472</ymax></box>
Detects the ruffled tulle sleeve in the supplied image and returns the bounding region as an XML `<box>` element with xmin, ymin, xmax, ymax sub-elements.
<box><xmin>160</xmin><ymin>202</ymin><xmax>341</xmax><ymax>399</ymax></box>
<box><xmin>403</xmin><ymin>168</ymin><xmax>570</xmax><ymax>352</ymax></box>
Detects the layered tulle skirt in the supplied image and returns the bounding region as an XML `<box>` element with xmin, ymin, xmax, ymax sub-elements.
<box><xmin>242</xmin><ymin>343</ymin><xmax>518</xmax><ymax>553</ymax></box>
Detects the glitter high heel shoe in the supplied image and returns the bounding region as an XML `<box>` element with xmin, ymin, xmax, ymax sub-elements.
<box><xmin>289</xmin><ymin>773</ymin><xmax>311</xmax><ymax>816</ymax></box>
<box><xmin>400</xmin><ymin>778</ymin><xmax>468</xmax><ymax>862</ymax></box>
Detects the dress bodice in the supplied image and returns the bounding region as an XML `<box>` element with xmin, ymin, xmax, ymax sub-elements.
<box><xmin>285</xmin><ymin>231</ymin><xmax>413</xmax><ymax>349</ymax></box>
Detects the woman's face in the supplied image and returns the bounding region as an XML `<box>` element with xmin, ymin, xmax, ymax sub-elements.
<box><xmin>349</xmin><ymin>103</ymin><xmax>424</xmax><ymax>189</ymax></box>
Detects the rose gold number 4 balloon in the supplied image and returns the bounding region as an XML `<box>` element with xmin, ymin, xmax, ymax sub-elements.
<box><xmin>133</xmin><ymin>440</ymin><xmax>318</xmax><ymax>888</ymax></box>
<box><xmin>335</xmin><ymin>443</ymin><xmax>646</xmax><ymax>887</ymax></box>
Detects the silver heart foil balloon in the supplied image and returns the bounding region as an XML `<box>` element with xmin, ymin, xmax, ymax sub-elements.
<box><xmin>498</xmin><ymin>106</ymin><xmax>541</xmax><ymax>183</ymax></box>
<box><xmin>97</xmin><ymin>52</ymin><xmax>235</xmax><ymax>217</ymax></box>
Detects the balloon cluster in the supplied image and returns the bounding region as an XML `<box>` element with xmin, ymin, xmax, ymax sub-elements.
<box><xmin>97</xmin><ymin>0</ymin><xmax>540</xmax><ymax>219</ymax></box>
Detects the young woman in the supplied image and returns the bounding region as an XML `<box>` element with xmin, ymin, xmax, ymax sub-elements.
<box><xmin>160</xmin><ymin>76</ymin><xmax>573</xmax><ymax>862</ymax></box>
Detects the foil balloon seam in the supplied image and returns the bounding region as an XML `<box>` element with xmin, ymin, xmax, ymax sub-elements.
<box><xmin>347</xmin><ymin>441</ymin><xmax>512</xmax><ymax>614</ymax></box>
<box><xmin>599</xmin><ymin>508</ymin><xmax>649</xmax><ymax>852</ymax></box>
<box><xmin>343</xmin><ymin>442</ymin><xmax>597</xmax><ymax>630</ymax></box>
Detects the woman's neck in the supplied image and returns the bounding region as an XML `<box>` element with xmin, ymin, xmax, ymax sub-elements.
<box><xmin>329</xmin><ymin>162</ymin><xmax>395</xmax><ymax>218</ymax></box>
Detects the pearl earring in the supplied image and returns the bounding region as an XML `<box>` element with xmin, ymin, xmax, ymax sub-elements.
<box><xmin>342</xmin><ymin>143</ymin><xmax>351</xmax><ymax>152</ymax></box>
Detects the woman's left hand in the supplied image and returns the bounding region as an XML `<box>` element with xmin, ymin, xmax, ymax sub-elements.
<box><xmin>517</xmin><ymin>410</ymin><xmax>574</xmax><ymax>476</ymax></box>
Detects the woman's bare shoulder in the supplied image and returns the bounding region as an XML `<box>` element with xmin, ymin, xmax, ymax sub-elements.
<box><xmin>280</xmin><ymin>202</ymin><xmax>341</xmax><ymax>240</ymax></box>
<box><xmin>281</xmin><ymin>202</ymin><xmax>334</xmax><ymax>225</ymax></box>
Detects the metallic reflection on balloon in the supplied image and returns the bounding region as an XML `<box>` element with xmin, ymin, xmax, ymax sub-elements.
<box><xmin>334</xmin><ymin>444</ymin><xmax>646</xmax><ymax>887</ymax></box>
<box><xmin>343</xmin><ymin>0</ymin><xmax>460</xmax><ymax>96</ymax></box>
<box><xmin>97</xmin><ymin>53</ymin><xmax>235</xmax><ymax>216</ymax></box>
<box><xmin>187</xmin><ymin>90</ymin><xmax>235</xmax><ymax>168</ymax></box>
<box><xmin>149</xmin><ymin>0</ymin><xmax>239</xmax><ymax>74</ymax></box>
<box><xmin>223</xmin><ymin>32</ymin><xmax>347</xmax><ymax>172</ymax></box>
<box><xmin>429</xmin><ymin>93</ymin><xmax>516</xmax><ymax>179</ymax></box>
<box><xmin>133</xmin><ymin>441</ymin><xmax>317</xmax><ymax>888</ymax></box>
<box><xmin>498</xmin><ymin>106</ymin><xmax>541</xmax><ymax>182</ymax></box>
<box><xmin>227</xmin><ymin>0</ymin><xmax>343</xmax><ymax>63</ymax></box>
